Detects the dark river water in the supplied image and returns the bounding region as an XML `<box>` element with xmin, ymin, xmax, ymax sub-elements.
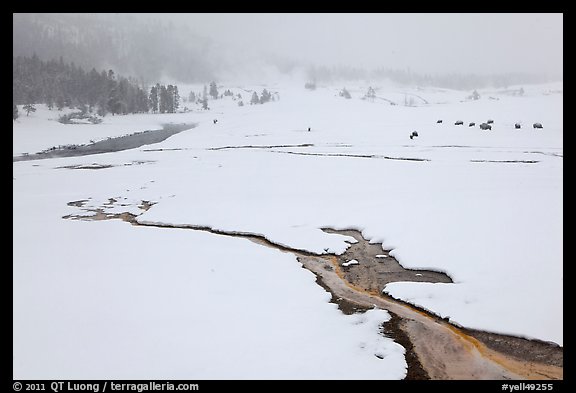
<box><xmin>13</xmin><ymin>123</ymin><xmax>196</xmax><ymax>162</ymax></box>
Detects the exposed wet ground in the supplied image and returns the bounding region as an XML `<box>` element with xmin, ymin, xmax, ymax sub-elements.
<box><xmin>62</xmin><ymin>198</ymin><xmax>563</xmax><ymax>380</ymax></box>
<box><xmin>13</xmin><ymin>123</ymin><xmax>195</xmax><ymax>162</ymax></box>
<box><xmin>322</xmin><ymin>228</ymin><xmax>453</xmax><ymax>291</ymax></box>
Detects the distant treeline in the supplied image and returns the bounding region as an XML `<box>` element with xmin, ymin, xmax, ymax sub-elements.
<box><xmin>306</xmin><ymin>65</ymin><xmax>553</xmax><ymax>90</ymax></box>
<box><xmin>13</xmin><ymin>54</ymin><xmax>180</xmax><ymax>116</ymax></box>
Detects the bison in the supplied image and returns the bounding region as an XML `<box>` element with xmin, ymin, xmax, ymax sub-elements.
<box><xmin>410</xmin><ymin>131</ymin><xmax>419</xmax><ymax>139</ymax></box>
<box><xmin>533</xmin><ymin>123</ymin><xmax>543</xmax><ymax>129</ymax></box>
<box><xmin>479</xmin><ymin>123</ymin><xmax>492</xmax><ymax>130</ymax></box>
<box><xmin>469</xmin><ymin>122</ymin><xmax>475</xmax><ymax>127</ymax></box>
<box><xmin>515</xmin><ymin>123</ymin><xmax>521</xmax><ymax>129</ymax></box>
<box><xmin>437</xmin><ymin>120</ymin><xmax>443</xmax><ymax>123</ymax></box>
<box><xmin>487</xmin><ymin>119</ymin><xmax>494</xmax><ymax>124</ymax></box>
<box><xmin>455</xmin><ymin>120</ymin><xmax>463</xmax><ymax>125</ymax></box>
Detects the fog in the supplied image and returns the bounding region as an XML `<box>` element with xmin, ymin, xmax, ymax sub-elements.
<box><xmin>13</xmin><ymin>13</ymin><xmax>563</xmax><ymax>85</ymax></box>
<box><xmin>146</xmin><ymin>13</ymin><xmax>563</xmax><ymax>78</ymax></box>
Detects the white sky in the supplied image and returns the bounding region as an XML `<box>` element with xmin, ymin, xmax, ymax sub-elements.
<box><xmin>144</xmin><ymin>13</ymin><xmax>563</xmax><ymax>77</ymax></box>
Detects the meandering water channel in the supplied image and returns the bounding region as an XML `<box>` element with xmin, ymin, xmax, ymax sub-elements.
<box><xmin>13</xmin><ymin>123</ymin><xmax>195</xmax><ymax>162</ymax></box>
<box><xmin>62</xmin><ymin>198</ymin><xmax>563</xmax><ymax>380</ymax></box>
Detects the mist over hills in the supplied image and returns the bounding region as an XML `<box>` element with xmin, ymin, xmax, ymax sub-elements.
<box><xmin>13</xmin><ymin>13</ymin><xmax>560</xmax><ymax>89</ymax></box>
<box><xmin>13</xmin><ymin>13</ymin><xmax>223</xmax><ymax>84</ymax></box>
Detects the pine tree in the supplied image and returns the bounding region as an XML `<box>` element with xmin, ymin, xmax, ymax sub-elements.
<box><xmin>260</xmin><ymin>89</ymin><xmax>272</xmax><ymax>104</ymax></box>
<box><xmin>23</xmin><ymin>92</ymin><xmax>36</xmax><ymax>116</ymax></box>
<box><xmin>13</xmin><ymin>104</ymin><xmax>19</xmax><ymax>121</ymax></box>
<box><xmin>166</xmin><ymin>85</ymin><xmax>175</xmax><ymax>113</ymax></box>
<box><xmin>107</xmin><ymin>87</ymin><xmax>121</xmax><ymax>115</ymax></box>
<box><xmin>202</xmin><ymin>85</ymin><xmax>209</xmax><ymax>110</ymax></box>
<box><xmin>136</xmin><ymin>88</ymin><xmax>149</xmax><ymax>113</ymax></box>
<box><xmin>250</xmin><ymin>91</ymin><xmax>259</xmax><ymax>105</ymax></box>
<box><xmin>23</xmin><ymin>103</ymin><xmax>36</xmax><ymax>116</ymax></box>
<box><xmin>209</xmin><ymin>81</ymin><xmax>219</xmax><ymax>100</ymax></box>
<box><xmin>365</xmin><ymin>86</ymin><xmax>376</xmax><ymax>99</ymax></box>
<box><xmin>173</xmin><ymin>85</ymin><xmax>180</xmax><ymax>113</ymax></box>
<box><xmin>149</xmin><ymin>85</ymin><xmax>159</xmax><ymax>113</ymax></box>
<box><xmin>106</xmin><ymin>70</ymin><xmax>120</xmax><ymax>115</ymax></box>
<box><xmin>96</xmin><ymin>96</ymin><xmax>108</xmax><ymax>116</ymax></box>
<box><xmin>86</xmin><ymin>68</ymin><xmax>101</xmax><ymax>110</ymax></box>
<box><xmin>159</xmin><ymin>85</ymin><xmax>169</xmax><ymax>113</ymax></box>
<box><xmin>115</xmin><ymin>78</ymin><xmax>130</xmax><ymax>114</ymax></box>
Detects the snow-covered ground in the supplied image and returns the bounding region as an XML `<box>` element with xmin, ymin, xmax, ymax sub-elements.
<box><xmin>13</xmin><ymin>80</ymin><xmax>562</xmax><ymax>379</ymax></box>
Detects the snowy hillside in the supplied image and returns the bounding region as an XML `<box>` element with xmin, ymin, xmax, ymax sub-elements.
<box><xmin>13</xmin><ymin>80</ymin><xmax>563</xmax><ymax>379</ymax></box>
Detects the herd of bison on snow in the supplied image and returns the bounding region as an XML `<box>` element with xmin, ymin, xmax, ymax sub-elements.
<box><xmin>410</xmin><ymin>119</ymin><xmax>543</xmax><ymax>139</ymax></box>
